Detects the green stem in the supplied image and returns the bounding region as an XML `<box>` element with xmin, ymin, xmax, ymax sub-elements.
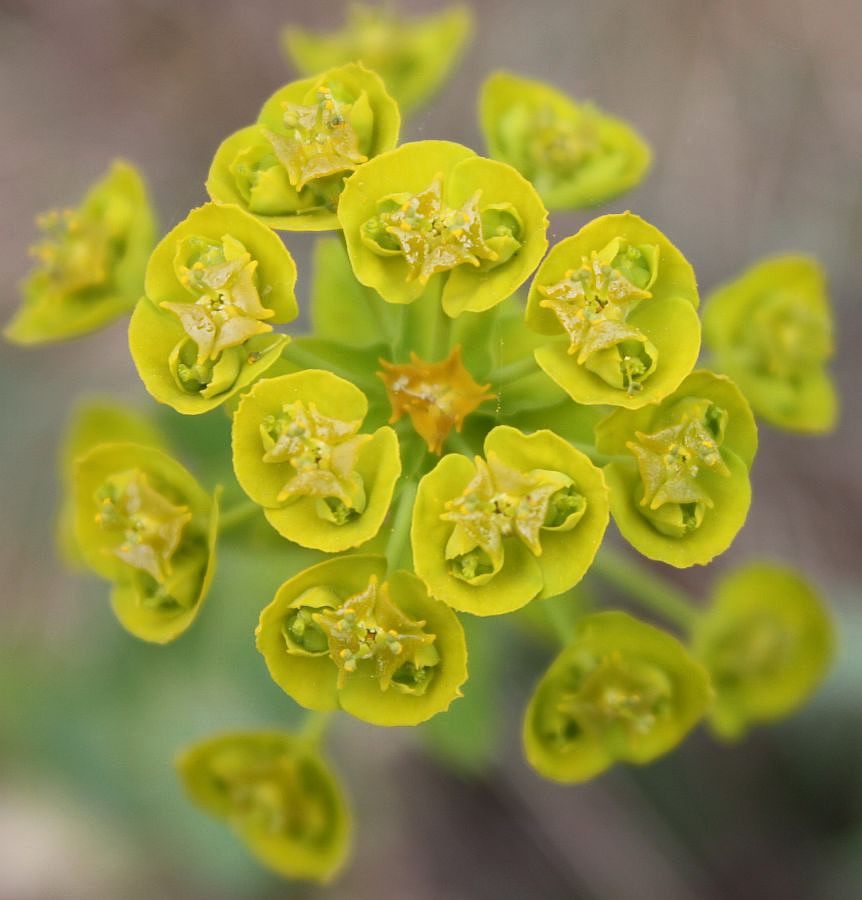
<box><xmin>431</xmin><ymin>306</ymin><xmax>452</xmax><ymax>360</ymax></box>
<box><xmin>591</xmin><ymin>548</ymin><xmax>700</xmax><ymax>632</ymax></box>
<box><xmin>386</xmin><ymin>477</ymin><xmax>417</xmax><ymax>573</ymax></box>
<box><xmin>444</xmin><ymin>429</ymin><xmax>476</xmax><ymax>457</ymax></box>
<box><xmin>488</xmin><ymin>353</ymin><xmax>538</xmax><ymax>385</ymax></box>
<box><xmin>299</xmin><ymin>709</ymin><xmax>334</xmax><ymax>745</ymax></box>
<box><xmin>218</xmin><ymin>500</ymin><xmax>260</xmax><ymax>533</ymax></box>
<box><xmin>283</xmin><ymin>344</ymin><xmax>373</xmax><ymax>388</ymax></box>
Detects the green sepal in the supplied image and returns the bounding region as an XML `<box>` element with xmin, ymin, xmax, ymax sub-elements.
<box><xmin>479</xmin><ymin>71</ymin><xmax>651</xmax><ymax>210</ymax></box>
<box><xmin>256</xmin><ymin>555</ymin><xmax>468</xmax><ymax>726</ymax></box>
<box><xmin>232</xmin><ymin>371</ymin><xmax>401</xmax><ymax>552</ymax></box>
<box><xmin>207</xmin><ymin>64</ymin><xmax>400</xmax><ymax>232</ymax></box>
<box><xmin>526</xmin><ymin>212</ymin><xmax>700</xmax><ymax>408</ymax></box>
<box><xmin>176</xmin><ymin>730</ymin><xmax>352</xmax><ymax>883</ymax></box>
<box><xmin>523</xmin><ymin>611</ymin><xmax>712</xmax><ymax>783</ymax></box>
<box><xmin>57</xmin><ymin>399</ymin><xmax>166</xmax><ymax>568</ymax></box>
<box><xmin>339</xmin><ymin>141</ymin><xmax>548</xmax><ymax>315</ymax></box>
<box><xmin>412</xmin><ymin>426</ymin><xmax>608</xmax><ymax>615</ymax></box>
<box><xmin>702</xmin><ymin>255</ymin><xmax>838</xmax><ymax>433</ymax></box>
<box><xmin>5</xmin><ymin>160</ymin><xmax>156</xmax><ymax>345</ymax></box>
<box><xmin>282</xmin><ymin>5</ymin><xmax>473</xmax><ymax>116</ymax></box>
<box><xmin>73</xmin><ymin>443</ymin><xmax>218</xmax><ymax>643</ymax></box>
<box><xmin>691</xmin><ymin>563</ymin><xmax>834</xmax><ymax>740</ymax></box>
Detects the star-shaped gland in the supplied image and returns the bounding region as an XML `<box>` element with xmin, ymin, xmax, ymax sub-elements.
<box><xmin>378</xmin><ymin>346</ymin><xmax>495</xmax><ymax>454</ymax></box>
<box><xmin>260</xmin><ymin>400</ymin><xmax>371</xmax><ymax>522</ymax></box>
<box><xmin>262</xmin><ymin>85</ymin><xmax>367</xmax><ymax>192</ymax></box>
<box><xmin>30</xmin><ymin>208</ymin><xmax>111</xmax><ymax>294</ymax></box>
<box><xmin>626</xmin><ymin>406</ymin><xmax>730</xmax><ymax>516</ymax></box>
<box><xmin>555</xmin><ymin>651</ymin><xmax>672</xmax><ymax>745</ymax></box>
<box><xmin>442</xmin><ymin>453</ymin><xmax>581</xmax><ymax>581</ymax></box>
<box><xmin>162</xmin><ymin>234</ymin><xmax>274</xmax><ymax>366</ymax></box>
<box><xmin>311</xmin><ymin>576</ymin><xmax>437</xmax><ymax>691</ymax></box>
<box><xmin>211</xmin><ymin>750</ymin><xmax>330</xmax><ymax>841</ymax></box>
<box><xmin>537</xmin><ymin>246</ymin><xmax>657</xmax><ymax>393</ymax></box>
<box><xmin>373</xmin><ymin>174</ymin><xmax>499</xmax><ymax>284</ymax></box>
<box><xmin>94</xmin><ymin>469</ymin><xmax>192</xmax><ymax>583</ymax></box>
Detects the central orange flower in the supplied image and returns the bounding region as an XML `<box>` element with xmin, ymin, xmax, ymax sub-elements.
<box><xmin>378</xmin><ymin>346</ymin><xmax>495</xmax><ymax>453</ymax></box>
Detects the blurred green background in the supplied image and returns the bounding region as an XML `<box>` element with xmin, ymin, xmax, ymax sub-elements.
<box><xmin>1</xmin><ymin>1</ymin><xmax>861</xmax><ymax>897</ymax></box>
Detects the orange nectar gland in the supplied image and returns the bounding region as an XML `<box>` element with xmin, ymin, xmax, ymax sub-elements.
<box><xmin>378</xmin><ymin>346</ymin><xmax>495</xmax><ymax>454</ymax></box>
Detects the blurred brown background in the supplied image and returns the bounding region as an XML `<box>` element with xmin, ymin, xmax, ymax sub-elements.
<box><xmin>1</xmin><ymin>1</ymin><xmax>861</xmax><ymax>898</ymax></box>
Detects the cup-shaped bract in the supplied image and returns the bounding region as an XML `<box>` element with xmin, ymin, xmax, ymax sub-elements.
<box><xmin>73</xmin><ymin>443</ymin><xmax>218</xmax><ymax>642</ymax></box>
<box><xmin>129</xmin><ymin>203</ymin><xmax>298</xmax><ymax>414</ymax></box>
<box><xmin>691</xmin><ymin>564</ymin><xmax>833</xmax><ymax>741</ymax></box>
<box><xmin>413</xmin><ymin>425</ymin><xmax>609</xmax><ymax>615</ymax></box>
<box><xmin>256</xmin><ymin>556</ymin><xmax>467</xmax><ymax>726</ymax></box>
<box><xmin>524</xmin><ymin>611</ymin><xmax>712</xmax><ymax>782</ymax></box>
<box><xmin>339</xmin><ymin>140</ymin><xmax>549</xmax><ymax>317</ymax></box>
<box><xmin>595</xmin><ymin>370</ymin><xmax>757</xmax><ymax>567</ymax></box>
<box><xmin>232</xmin><ymin>370</ymin><xmax>400</xmax><ymax>551</ymax></box>
<box><xmin>702</xmin><ymin>255</ymin><xmax>837</xmax><ymax>433</ymax></box>
<box><xmin>5</xmin><ymin>160</ymin><xmax>156</xmax><ymax>345</ymax></box>
<box><xmin>526</xmin><ymin>212</ymin><xmax>700</xmax><ymax>407</ymax></box>
<box><xmin>58</xmin><ymin>399</ymin><xmax>166</xmax><ymax>568</ymax></box>
<box><xmin>207</xmin><ymin>64</ymin><xmax>400</xmax><ymax>232</ymax></box>
<box><xmin>177</xmin><ymin>731</ymin><xmax>351</xmax><ymax>882</ymax></box>
<box><xmin>282</xmin><ymin>4</ymin><xmax>472</xmax><ymax>116</ymax></box>
<box><xmin>479</xmin><ymin>71</ymin><xmax>651</xmax><ymax>210</ymax></box>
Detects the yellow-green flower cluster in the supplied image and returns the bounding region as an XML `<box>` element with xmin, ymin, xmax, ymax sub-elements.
<box><xmin>177</xmin><ymin>731</ymin><xmax>351</xmax><ymax>882</ymax></box>
<box><xmin>257</xmin><ymin>556</ymin><xmax>467</xmax><ymax>726</ymax></box>
<box><xmin>208</xmin><ymin>64</ymin><xmax>400</xmax><ymax>231</ymax></box>
<box><xmin>232</xmin><ymin>371</ymin><xmax>400</xmax><ymax>551</ymax></box>
<box><xmin>15</xmin><ymin>9</ymin><xmax>843</xmax><ymax>885</ymax></box>
<box><xmin>596</xmin><ymin>370</ymin><xmax>757</xmax><ymax>567</ymax></box>
<box><xmin>524</xmin><ymin>612</ymin><xmax>712</xmax><ymax>782</ymax></box>
<box><xmin>5</xmin><ymin>160</ymin><xmax>155</xmax><ymax>344</ymax></box>
<box><xmin>73</xmin><ymin>442</ymin><xmax>219</xmax><ymax>642</ymax></box>
<box><xmin>282</xmin><ymin>4</ymin><xmax>473</xmax><ymax>116</ymax></box>
<box><xmin>480</xmin><ymin>71</ymin><xmax>651</xmax><ymax>210</ymax></box>
<box><xmin>703</xmin><ymin>255</ymin><xmax>838</xmax><ymax>433</ymax></box>
<box><xmin>129</xmin><ymin>202</ymin><xmax>298</xmax><ymax>413</ymax></box>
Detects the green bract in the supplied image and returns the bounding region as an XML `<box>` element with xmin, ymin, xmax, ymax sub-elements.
<box><xmin>129</xmin><ymin>202</ymin><xmax>298</xmax><ymax>414</ymax></box>
<box><xmin>58</xmin><ymin>399</ymin><xmax>166</xmax><ymax>568</ymax></box>
<box><xmin>691</xmin><ymin>564</ymin><xmax>833</xmax><ymax>740</ymax></box>
<box><xmin>207</xmin><ymin>64</ymin><xmax>400</xmax><ymax>232</ymax></box>
<box><xmin>702</xmin><ymin>255</ymin><xmax>838</xmax><ymax>433</ymax></box>
<box><xmin>257</xmin><ymin>555</ymin><xmax>467</xmax><ymax>726</ymax></box>
<box><xmin>339</xmin><ymin>140</ymin><xmax>549</xmax><ymax>316</ymax></box>
<box><xmin>177</xmin><ymin>731</ymin><xmax>351</xmax><ymax>882</ymax></box>
<box><xmin>479</xmin><ymin>71</ymin><xmax>651</xmax><ymax>210</ymax></box>
<box><xmin>282</xmin><ymin>4</ymin><xmax>472</xmax><ymax>116</ymax></box>
<box><xmin>524</xmin><ymin>611</ymin><xmax>712</xmax><ymax>782</ymax></box>
<box><xmin>232</xmin><ymin>370</ymin><xmax>400</xmax><ymax>551</ymax></box>
<box><xmin>596</xmin><ymin>370</ymin><xmax>757</xmax><ymax>567</ymax></box>
<box><xmin>5</xmin><ymin>160</ymin><xmax>155</xmax><ymax>345</ymax></box>
<box><xmin>413</xmin><ymin>426</ymin><xmax>609</xmax><ymax>615</ymax></box>
<box><xmin>73</xmin><ymin>443</ymin><xmax>218</xmax><ymax>642</ymax></box>
<box><xmin>525</xmin><ymin>212</ymin><xmax>700</xmax><ymax>407</ymax></box>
